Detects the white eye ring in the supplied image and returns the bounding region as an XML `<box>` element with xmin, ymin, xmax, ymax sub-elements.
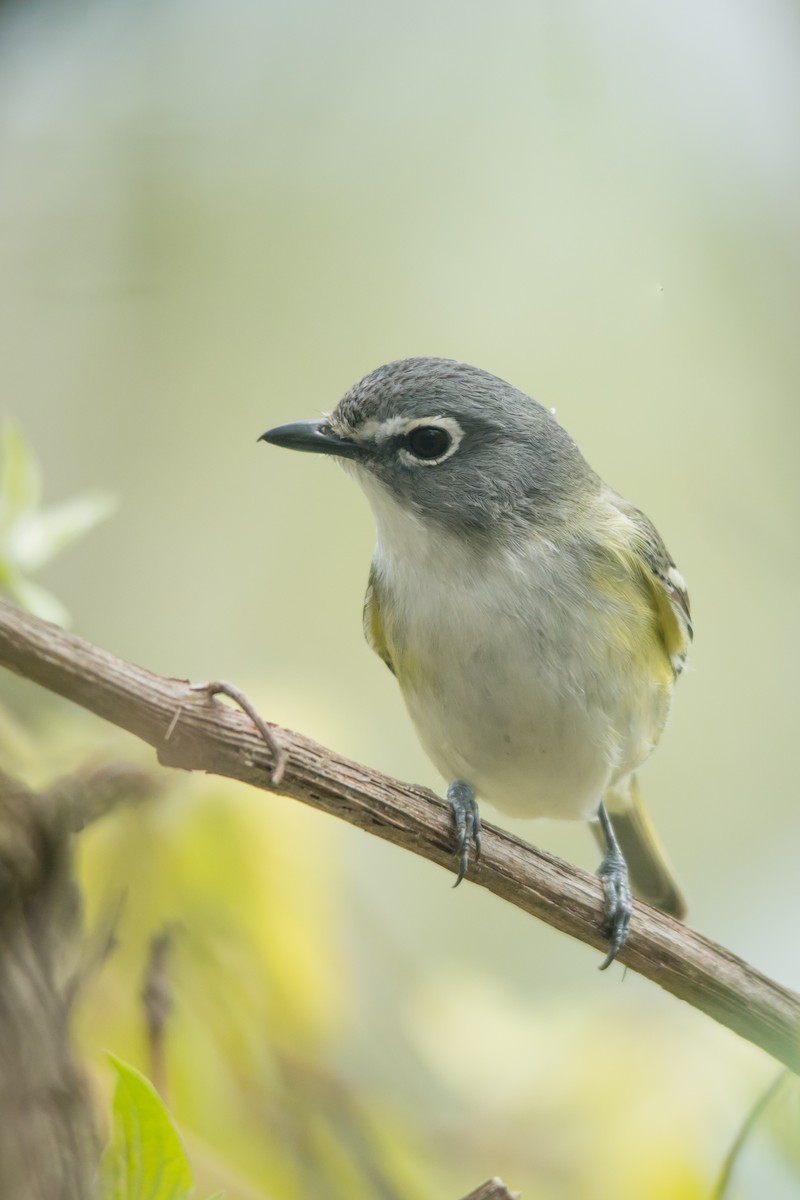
<box><xmin>398</xmin><ymin>416</ymin><xmax>463</xmax><ymax>467</ymax></box>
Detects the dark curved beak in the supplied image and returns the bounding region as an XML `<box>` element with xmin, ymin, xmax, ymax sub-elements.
<box><xmin>259</xmin><ymin>419</ymin><xmax>361</xmax><ymax>460</ymax></box>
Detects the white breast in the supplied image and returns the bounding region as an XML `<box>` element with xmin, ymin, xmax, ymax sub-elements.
<box><xmin>360</xmin><ymin>474</ymin><xmax>669</xmax><ymax>822</ymax></box>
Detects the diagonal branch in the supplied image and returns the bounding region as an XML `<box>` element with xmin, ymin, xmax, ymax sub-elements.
<box><xmin>461</xmin><ymin>1180</ymin><xmax>520</xmax><ymax>1200</ymax></box>
<box><xmin>0</xmin><ymin>597</ymin><xmax>798</xmax><ymax>1073</ymax></box>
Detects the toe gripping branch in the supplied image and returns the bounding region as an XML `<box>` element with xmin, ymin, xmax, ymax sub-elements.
<box><xmin>596</xmin><ymin>800</ymin><xmax>633</xmax><ymax>970</ymax></box>
<box><xmin>445</xmin><ymin>786</ymin><xmax>630</xmax><ymax>968</ymax></box>
<box><xmin>447</xmin><ymin>781</ymin><xmax>482</xmax><ymax>887</ymax></box>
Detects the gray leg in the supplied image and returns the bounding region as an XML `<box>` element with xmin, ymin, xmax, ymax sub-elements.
<box><xmin>596</xmin><ymin>800</ymin><xmax>633</xmax><ymax>969</ymax></box>
<box><xmin>446</xmin><ymin>780</ymin><xmax>482</xmax><ymax>887</ymax></box>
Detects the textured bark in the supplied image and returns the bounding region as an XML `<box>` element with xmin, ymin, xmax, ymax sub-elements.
<box><xmin>460</xmin><ymin>1180</ymin><xmax>521</xmax><ymax>1200</ymax></box>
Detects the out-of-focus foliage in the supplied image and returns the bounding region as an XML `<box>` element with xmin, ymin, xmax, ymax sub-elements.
<box><xmin>68</xmin><ymin>740</ymin><xmax>775</xmax><ymax>1200</ymax></box>
<box><xmin>77</xmin><ymin>749</ymin><xmax>448</xmax><ymax>1199</ymax></box>
<box><xmin>0</xmin><ymin>422</ymin><xmax>114</xmax><ymax>625</ymax></box>
<box><xmin>712</xmin><ymin>1071</ymin><xmax>800</xmax><ymax>1200</ymax></box>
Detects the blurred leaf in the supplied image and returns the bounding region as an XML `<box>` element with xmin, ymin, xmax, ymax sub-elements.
<box><xmin>4</xmin><ymin>575</ymin><xmax>71</xmax><ymax>626</ymax></box>
<box><xmin>0</xmin><ymin>422</ymin><xmax>41</xmax><ymax>527</ymax></box>
<box><xmin>713</xmin><ymin>1069</ymin><xmax>795</xmax><ymax>1199</ymax></box>
<box><xmin>764</xmin><ymin>1071</ymin><xmax>800</xmax><ymax>1175</ymax></box>
<box><xmin>98</xmin><ymin>1055</ymin><xmax>194</xmax><ymax>1200</ymax></box>
<box><xmin>8</xmin><ymin>492</ymin><xmax>116</xmax><ymax>572</ymax></box>
<box><xmin>0</xmin><ymin>421</ymin><xmax>115</xmax><ymax>626</ymax></box>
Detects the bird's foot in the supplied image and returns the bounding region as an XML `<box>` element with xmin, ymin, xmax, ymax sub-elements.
<box><xmin>447</xmin><ymin>781</ymin><xmax>481</xmax><ymax>887</ymax></box>
<box><xmin>596</xmin><ymin>848</ymin><xmax>633</xmax><ymax>970</ymax></box>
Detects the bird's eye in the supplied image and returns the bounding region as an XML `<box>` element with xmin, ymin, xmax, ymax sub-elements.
<box><xmin>405</xmin><ymin>425</ymin><xmax>452</xmax><ymax>461</ymax></box>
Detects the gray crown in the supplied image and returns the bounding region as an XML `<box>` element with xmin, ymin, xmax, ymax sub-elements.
<box><xmin>330</xmin><ymin>358</ymin><xmax>598</xmax><ymax>533</ymax></box>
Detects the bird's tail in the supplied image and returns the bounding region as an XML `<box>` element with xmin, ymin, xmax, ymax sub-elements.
<box><xmin>595</xmin><ymin>777</ymin><xmax>687</xmax><ymax>920</ymax></box>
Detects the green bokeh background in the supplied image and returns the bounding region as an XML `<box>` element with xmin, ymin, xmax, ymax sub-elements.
<box><xmin>2</xmin><ymin>0</ymin><xmax>799</xmax><ymax>1196</ymax></box>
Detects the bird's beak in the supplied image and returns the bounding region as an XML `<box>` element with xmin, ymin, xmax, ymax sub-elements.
<box><xmin>259</xmin><ymin>419</ymin><xmax>362</xmax><ymax>460</ymax></box>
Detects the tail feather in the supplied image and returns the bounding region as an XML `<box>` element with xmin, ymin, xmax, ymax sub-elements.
<box><xmin>593</xmin><ymin>778</ymin><xmax>687</xmax><ymax>920</ymax></box>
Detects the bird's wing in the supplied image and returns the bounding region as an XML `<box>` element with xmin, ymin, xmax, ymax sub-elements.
<box><xmin>619</xmin><ymin>500</ymin><xmax>693</xmax><ymax>677</ymax></box>
<box><xmin>363</xmin><ymin>563</ymin><xmax>396</xmax><ymax>676</ymax></box>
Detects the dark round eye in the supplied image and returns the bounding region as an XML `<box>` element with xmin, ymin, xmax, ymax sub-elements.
<box><xmin>405</xmin><ymin>425</ymin><xmax>452</xmax><ymax>461</ymax></box>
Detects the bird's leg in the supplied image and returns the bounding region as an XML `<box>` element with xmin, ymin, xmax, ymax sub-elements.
<box><xmin>596</xmin><ymin>800</ymin><xmax>633</xmax><ymax>969</ymax></box>
<box><xmin>446</xmin><ymin>780</ymin><xmax>481</xmax><ymax>887</ymax></box>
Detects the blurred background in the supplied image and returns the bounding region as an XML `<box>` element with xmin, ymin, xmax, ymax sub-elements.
<box><xmin>2</xmin><ymin>0</ymin><xmax>799</xmax><ymax>1195</ymax></box>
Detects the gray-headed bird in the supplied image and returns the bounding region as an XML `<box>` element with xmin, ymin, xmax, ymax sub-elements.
<box><xmin>262</xmin><ymin>358</ymin><xmax>691</xmax><ymax>967</ymax></box>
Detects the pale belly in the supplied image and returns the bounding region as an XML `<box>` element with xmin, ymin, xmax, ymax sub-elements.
<box><xmin>401</xmin><ymin>643</ymin><xmax>617</xmax><ymax>821</ymax></box>
<box><xmin>389</xmin><ymin>591</ymin><xmax>670</xmax><ymax>822</ymax></box>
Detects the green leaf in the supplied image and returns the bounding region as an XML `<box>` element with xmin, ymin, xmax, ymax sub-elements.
<box><xmin>98</xmin><ymin>1056</ymin><xmax>194</xmax><ymax>1200</ymax></box>
<box><xmin>0</xmin><ymin>421</ymin><xmax>116</xmax><ymax>625</ymax></box>
<box><xmin>0</xmin><ymin>422</ymin><xmax>41</xmax><ymax>529</ymax></box>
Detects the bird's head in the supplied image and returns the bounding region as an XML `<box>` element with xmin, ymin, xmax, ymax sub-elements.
<box><xmin>261</xmin><ymin>357</ymin><xmax>595</xmax><ymax>535</ymax></box>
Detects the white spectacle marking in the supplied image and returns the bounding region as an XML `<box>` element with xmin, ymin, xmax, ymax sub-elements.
<box><xmin>397</xmin><ymin>415</ymin><xmax>464</xmax><ymax>467</ymax></box>
<box><xmin>341</xmin><ymin>412</ymin><xmax>465</xmax><ymax>466</ymax></box>
<box><xmin>349</xmin><ymin>415</ymin><xmax>410</xmax><ymax>444</ymax></box>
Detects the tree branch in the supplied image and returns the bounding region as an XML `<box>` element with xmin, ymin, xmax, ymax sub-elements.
<box><xmin>460</xmin><ymin>1180</ymin><xmax>520</xmax><ymax>1200</ymax></box>
<box><xmin>1</xmin><ymin>597</ymin><xmax>798</xmax><ymax>1073</ymax></box>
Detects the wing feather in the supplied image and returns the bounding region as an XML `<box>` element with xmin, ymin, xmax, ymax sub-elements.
<box><xmin>619</xmin><ymin>500</ymin><xmax>692</xmax><ymax>675</ymax></box>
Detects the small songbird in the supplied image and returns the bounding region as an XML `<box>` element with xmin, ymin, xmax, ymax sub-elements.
<box><xmin>261</xmin><ymin>358</ymin><xmax>691</xmax><ymax>966</ymax></box>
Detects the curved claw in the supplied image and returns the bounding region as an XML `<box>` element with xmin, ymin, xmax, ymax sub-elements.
<box><xmin>447</xmin><ymin>781</ymin><xmax>481</xmax><ymax>887</ymax></box>
<box><xmin>597</xmin><ymin>850</ymin><xmax>633</xmax><ymax>969</ymax></box>
<box><xmin>595</xmin><ymin>800</ymin><xmax>633</xmax><ymax>969</ymax></box>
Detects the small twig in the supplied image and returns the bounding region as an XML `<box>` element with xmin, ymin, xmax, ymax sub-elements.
<box><xmin>66</xmin><ymin>889</ymin><xmax>126</xmax><ymax>1008</ymax></box>
<box><xmin>141</xmin><ymin>926</ymin><xmax>175</xmax><ymax>1100</ymax></box>
<box><xmin>460</xmin><ymin>1180</ymin><xmax>520</xmax><ymax>1200</ymax></box>
<box><xmin>188</xmin><ymin>680</ymin><xmax>288</xmax><ymax>785</ymax></box>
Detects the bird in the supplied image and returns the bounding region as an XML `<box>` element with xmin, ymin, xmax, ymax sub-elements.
<box><xmin>260</xmin><ymin>357</ymin><xmax>691</xmax><ymax>967</ymax></box>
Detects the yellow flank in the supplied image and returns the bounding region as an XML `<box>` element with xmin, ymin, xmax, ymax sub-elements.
<box><xmin>363</xmin><ymin>566</ymin><xmax>438</xmax><ymax>692</ymax></box>
<box><xmin>362</xmin><ymin>565</ymin><xmax>395</xmax><ymax>676</ymax></box>
<box><xmin>622</xmin><ymin>547</ymin><xmax>689</xmax><ymax>683</ymax></box>
<box><xmin>595</xmin><ymin>496</ymin><xmax>691</xmax><ymax>676</ymax></box>
<box><xmin>587</xmin><ymin>500</ymin><xmax>690</xmax><ymax>686</ymax></box>
<box><xmin>589</xmin><ymin>557</ymin><xmax>674</xmax><ymax>691</ymax></box>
